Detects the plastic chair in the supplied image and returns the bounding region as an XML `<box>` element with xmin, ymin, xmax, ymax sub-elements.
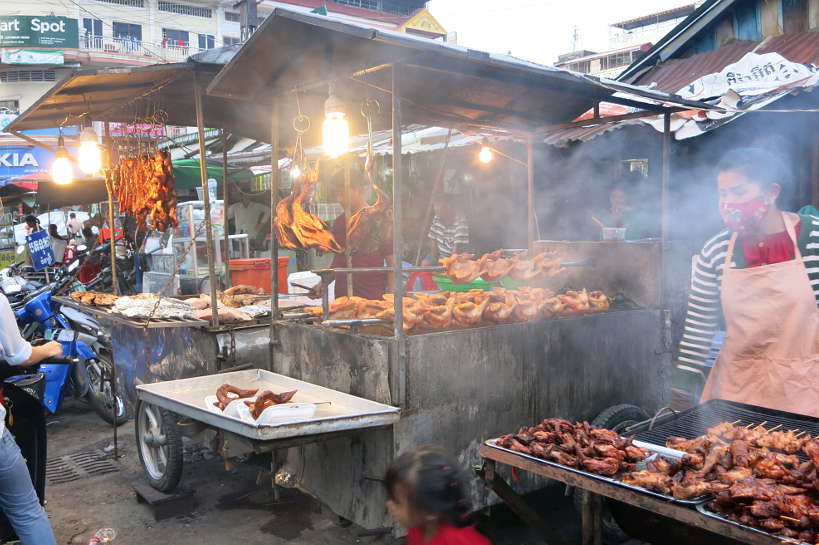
<box><xmin>405</xmin><ymin>271</ymin><xmax>436</xmax><ymax>292</ymax></box>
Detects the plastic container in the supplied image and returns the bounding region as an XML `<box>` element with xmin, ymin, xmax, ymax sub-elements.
<box><xmin>229</xmin><ymin>257</ymin><xmax>289</xmax><ymax>294</ymax></box>
<box><xmin>433</xmin><ymin>274</ymin><xmax>494</xmax><ymax>292</ymax></box>
<box><xmin>602</xmin><ymin>227</ymin><xmax>627</xmax><ymax>241</ymax></box>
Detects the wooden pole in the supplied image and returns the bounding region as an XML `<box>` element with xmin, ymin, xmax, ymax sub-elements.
<box><xmin>268</xmin><ymin>99</ymin><xmax>280</xmax><ymax>368</ymax></box>
<box><xmin>527</xmin><ymin>135</ymin><xmax>535</xmax><ymax>253</ymax></box>
<box><xmin>222</xmin><ymin>129</ymin><xmax>231</xmax><ymax>288</ymax></box>
<box><xmin>193</xmin><ymin>71</ymin><xmax>219</xmax><ymax>327</ymax></box>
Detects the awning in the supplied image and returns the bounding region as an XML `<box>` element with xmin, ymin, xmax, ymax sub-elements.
<box><xmin>172</xmin><ymin>158</ymin><xmax>254</xmax><ymax>190</ymax></box>
<box><xmin>206</xmin><ymin>7</ymin><xmax>712</xmax><ymax>136</ymax></box>
<box><xmin>0</xmin><ymin>177</ymin><xmax>108</xmax><ymax>207</ymax></box>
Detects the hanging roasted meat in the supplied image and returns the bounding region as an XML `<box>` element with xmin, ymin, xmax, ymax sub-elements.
<box><xmin>347</xmin><ymin>184</ymin><xmax>393</xmax><ymax>255</ymax></box>
<box><xmin>274</xmin><ymin>172</ymin><xmax>342</xmax><ymax>253</ymax></box>
<box><xmin>111</xmin><ymin>150</ymin><xmax>178</xmax><ymax>232</ymax></box>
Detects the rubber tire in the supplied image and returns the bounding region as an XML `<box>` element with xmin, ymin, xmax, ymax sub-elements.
<box><xmin>573</xmin><ymin>404</ymin><xmax>650</xmax><ymax>544</ymax></box>
<box><xmin>85</xmin><ymin>353</ymin><xmax>128</xmax><ymax>426</ymax></box>
<box><xmin>135</xmin><ymin>401</ymin><xmax>184</xmax><ymax>493</ymax></box>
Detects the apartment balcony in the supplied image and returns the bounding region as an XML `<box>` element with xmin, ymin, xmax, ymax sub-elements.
<box><xmin>78</xmin><ymin>35</ymin><xmax>207</xmax><ymax>64</ymax></box>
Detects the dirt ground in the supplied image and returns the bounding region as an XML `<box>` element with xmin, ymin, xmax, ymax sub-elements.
<box><xmin>43</xmin><ymin>400</ymin><xmax>598</xmax><ymax>545</ymax></box>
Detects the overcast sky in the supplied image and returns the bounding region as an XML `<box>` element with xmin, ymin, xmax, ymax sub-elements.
<box><xmin>427</xmin><ymin>0</ymin><xmax>693</xmax><ymax>66</ymax></box>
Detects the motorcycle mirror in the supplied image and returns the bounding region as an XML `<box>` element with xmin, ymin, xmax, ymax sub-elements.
<box><xmin>15</xmin><ymin>245</ymin><xmax>25</xmax><ymax>255</ymax></box>
<box><xmin>67</xmin><ymin>260</ymin><xmax>79</xmax><ymax>272</ymax></box>
<box><xmin>76</xmin><ymin>244</ymin><xmax>87</xmax><ymax>252</ymax></box>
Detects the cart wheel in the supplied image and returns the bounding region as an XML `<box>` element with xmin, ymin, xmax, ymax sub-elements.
<box><xmin>135</xmin><ymin>401</ymin><xmax>183</xmax><ymax>492</ymax></box>
<box><xmin>573</xmin><ymin>404</ymin><xmax>650</xmax><ymax>544</ymax></box>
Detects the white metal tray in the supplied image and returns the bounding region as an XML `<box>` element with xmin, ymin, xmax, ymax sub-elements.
<box><xmin>136</xmin><ymin>369</ymin><xmax>400</xmax><ymax>441</ymax></box>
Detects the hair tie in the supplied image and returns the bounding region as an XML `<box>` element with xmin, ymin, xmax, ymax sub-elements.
<box><xmin>442</xmin><ymin>465</ymin><xmax>452</xmax><ymax>471</ymax></box>
<box><xmin>456</xmin><ymin>499</ymin><xmax>466</xmax><ymax>505</ymax></box>
<box><xmin>449</xmin><ymin>481</ymin><xmax>458</xmax><ymax>488</ymax></box>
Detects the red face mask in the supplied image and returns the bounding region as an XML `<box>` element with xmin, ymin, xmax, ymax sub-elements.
<box><xmin>719</xmin><ymin>197</ymin><xmax>770</xmax><ymax>233</ymax></box>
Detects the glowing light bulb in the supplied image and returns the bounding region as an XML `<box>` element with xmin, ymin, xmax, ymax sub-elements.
<box><xmin>290</xmin><ymin>165</ymin><xmax>302</xmax><ymax>180</ymax></box>
<box><xmin>51</xmin><ymin>153</ymin><xmax>73</xmax><ymax>185</ymax></box>
<box><xmin>78</xmin><ymin>126</ymin><xmax>101</xmax><ymax>175</ymax></box>
<box><xmin>323</xmin><ymin>111</ymin><xmax>349</xmax><ymax>159</ymax></box>
<box><xmin>479</xmin><ymin>145</ymin><xmax>493</xmax><ymax>164</ymax></box>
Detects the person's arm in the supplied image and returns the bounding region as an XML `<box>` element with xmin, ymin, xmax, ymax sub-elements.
<box><xmin>673</xmin><ymin>240</ymin><xmax>725</xmax><ymax>405</ymax></box>
<box><xmin>0</xmin><ymin>295</ymin><xmax>62</xmax><ymax>366</ymax></box>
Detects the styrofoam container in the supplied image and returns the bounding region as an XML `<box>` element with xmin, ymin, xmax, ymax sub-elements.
<box><xmin>204</xmin><ymin>394</ymin><xmax>255</xmax><ymax>420</ymax></box>
<box><xmin>255</xmin><ymin>403</ymin><xmax>317</xmax><ymax>425</ymax></box>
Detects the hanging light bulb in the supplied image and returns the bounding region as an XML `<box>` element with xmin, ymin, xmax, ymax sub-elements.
<box><xmin>51</xmin><ymin>135</ymin><xmax>73</xmax><ymax>185</ymax></box>
<box><xmin>323</xmin><ymin>82</ymin><xmax>349</xmax><ymax>158</ymax></box>
<box><xmin>479</xmin><ymin>145</ymin><xmax>493</xmax><ymax>164</ymax></box>
<box><xmin>77</xmin><ymin>126</ymin><xmax>102</xmax><ymax>175</ymax></box>
<box><xmin>290</xmin><ymin>165</ymin><xmax>302</xmax><ymax>180</ymax></box>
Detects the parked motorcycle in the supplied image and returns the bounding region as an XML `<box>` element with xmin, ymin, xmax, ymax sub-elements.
<box><xmin>13</xmin><ymin>276</ymin><xmax>127</xmax><ymax>426</ymax></box>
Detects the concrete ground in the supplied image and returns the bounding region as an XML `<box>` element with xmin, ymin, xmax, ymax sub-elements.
<box><xmin>42</xmin><ymin>400</ymin><xmax>632</xmax><ymax>545</ymax></box>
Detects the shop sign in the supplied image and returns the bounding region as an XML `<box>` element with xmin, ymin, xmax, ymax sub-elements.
<box><xmin>0</xmin><ymin>146</ymin><xmax>54</xmax><ymax>179</ymax></box>
<box><xmin>0</xmin><ymin>16</ymin><xmax>79</xmax><ymax>49</ymax></box>
<box><xmin>1</xmin><ymin>48</ymin><xmax>64</xmax><ymax>65</ymax></box>
<box><xmin>25</xmin><ymin>230</ymin><xmax>54</xmax><ymax>270</ymax></box>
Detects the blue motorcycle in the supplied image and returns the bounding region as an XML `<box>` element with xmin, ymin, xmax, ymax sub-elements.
<box><xmin>13</xmin><ymin>280</ymin><xmax>127</xmax><ymax>426</ymax></box>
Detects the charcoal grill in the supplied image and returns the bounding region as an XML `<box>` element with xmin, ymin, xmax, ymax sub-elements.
<box><xmin>629</xmin><ymin>399</ymin><xmax>819</xmax><ymax>447</ymax></box>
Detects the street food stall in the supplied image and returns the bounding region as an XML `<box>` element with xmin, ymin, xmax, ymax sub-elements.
<box><xmin>5</xmin><ymin>7</ymin><xmax>741</xmax><ymax>538</ymax></box>
<box><xmin>195</xmin><ymin>7</ymin><xmax>720</xmax><ymax>531</ymax></box>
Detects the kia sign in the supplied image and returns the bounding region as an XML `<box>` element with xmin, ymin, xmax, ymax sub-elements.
<box><xmin>0</xmin><ymin>146</ymin><xmax>54</xmax><ymax>181</ymax></box>
<box><xmin>0</xmin><ymin>16</ymin><xmax>79</xmax><ymax>49</ymax></box>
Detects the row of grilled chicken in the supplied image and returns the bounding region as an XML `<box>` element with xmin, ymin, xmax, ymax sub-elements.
<box><xmin>441</xmin><ymin>250</ymin><xmax>565</xmax><ymax>284</ymax></box>
<box><xmin>307</xmin><ymin>287</ymin><xmax>610</xmax><ymax>332</ymax></box>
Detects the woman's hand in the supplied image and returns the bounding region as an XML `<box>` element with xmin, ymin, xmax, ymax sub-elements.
<box><xmin>23</xmin><ymin>341</ymin><xmax>64</xmax><ymax>366</ymax></box>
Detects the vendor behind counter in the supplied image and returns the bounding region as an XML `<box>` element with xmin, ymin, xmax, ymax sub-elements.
<box><xmin>593</xmin><ymin>175</ymin><xmax>658</xmax><ymax>240</ymax></box>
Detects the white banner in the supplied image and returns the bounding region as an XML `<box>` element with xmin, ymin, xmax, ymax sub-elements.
<box><xmin>644</xmin><ymin>52</ymin><xmax>819</xmax><ymax>139</ymax></box>
<box><xmin>1</xmin><ymin>48</ymin><xmax>63</xmax><ymax>65</ymax></box>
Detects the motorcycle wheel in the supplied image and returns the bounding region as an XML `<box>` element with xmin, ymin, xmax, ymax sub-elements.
<box><xmin>85</xmin><ymin>352</ymin><xmax>128</xmax><ymax>426</ymax></box>
<box><xmin>135</xmin><ymin>401</ymin><xmax>183</xmax><ymax>492</ymax></box>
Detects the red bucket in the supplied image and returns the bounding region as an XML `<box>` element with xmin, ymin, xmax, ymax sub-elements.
<box><xmin>228</xmin><ymin>257</ymin><xmax>289</xmax><ymax>294</ymax></box>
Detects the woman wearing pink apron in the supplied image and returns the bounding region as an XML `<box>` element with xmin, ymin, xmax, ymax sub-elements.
<box><xmin>675</xmin><ymin>148</ymin><xmax>819</xmax><ymax>418</ymax></box>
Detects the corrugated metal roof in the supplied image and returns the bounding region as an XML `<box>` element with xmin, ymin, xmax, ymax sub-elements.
<box><xmin>627</xmin><ymin>31</ymin><xmax>819</xmax><ymax>92</ymax></box>
<box><xmin>545</xmin><ymin>30</ymin><xmax>819</xmax><ymax>146</ymax></box>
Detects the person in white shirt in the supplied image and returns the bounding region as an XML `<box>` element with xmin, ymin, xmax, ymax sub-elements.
<box><xmin>0</xmin><ymin>293</ymin><xmax>60</xmax><ymax>545</ymax></box>
<box><xmin>66</xmin><ymin>213</ymin><xmax>83</xmax><ymax>237</ymax></box>
<box><xmin>228</xmin><ymin>190</ymin><xmax>270</xmax><ymax>250</ymax></box>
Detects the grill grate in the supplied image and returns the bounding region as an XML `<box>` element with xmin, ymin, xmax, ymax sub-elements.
<box><xmin>634</xmin><ymin>399</ymin><xmax>819</xmax><ymax>448</ymax></box>
<box><xmin>46</xmin><ymin>450</ymin><xmax>119</xmax><ymax>485</ymax></box>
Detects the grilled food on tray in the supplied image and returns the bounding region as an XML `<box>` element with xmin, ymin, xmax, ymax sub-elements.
<box><xmin>305</xmin><ymin>288</ymin><xmax>610</xmax><ymax>332</ymax></box>
<box><xmin>244</xmin><ymin>389</ymin><xmax>298</xmax><ymax>419</ymax></box>
<box><xmin>441</xmin><ymin>250</ymin><xmax>564</xmax><ymax>284</ymax></box>
<box><xmin>620</xmin><ymin>423</ymin><xmax>819</xmax><ymax>540</ymax></box>
<box><xmin>215</xmin><ymin>384</ymin><xmax>258</xmax><ymax>410</ymax></box>
<box><xmin>70</xmin><ymin>291</ymin><xmax>118</xmax><ymax>306</ymax></box>
<box><xmin>496</xmin><ymin>418</ymin><xmax>649</xmax><ymax>477</ymax></box>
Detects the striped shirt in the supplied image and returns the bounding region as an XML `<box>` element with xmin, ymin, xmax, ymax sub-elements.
<box><xmin>429</xmin><ymin>215</ymin><xmax>469</xmax><ymax>259</ymax></box>
<box><xmin>677</xmin><ymin>213</ymin><xmax>819</xmax><ymax>371</ymax></box>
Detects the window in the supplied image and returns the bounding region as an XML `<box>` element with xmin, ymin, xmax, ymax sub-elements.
<box><xmin>225</xmin><ymin>11</ymin><xmax>240</xmax><ymax>23</ymax></box>
<box><xmin>158</xmin><ymin>2</ymin><xmax>212</xmax><ymax>18</ymax></box>
<box><xmin>0</xmin><ymin>99</ymin><xmax>19</xmax><ymax>113</ymax></box>
<box><xmin>162</xmin><ymin>28</ymin><xmax>190</xmax><ymax>46</ymax></box>
<box><xmin>112</xmin><ymin>22</ymin><xmax>142</xmax><ymax>41</ymax></box>
<box><xmin>568</xmin><ymin>61</ymin><xmax>590</xmax><ymax>73</ymax></box>
<box><xmin>600</xmin><ymin>51</ymin><xmax>634</xmax><ymax>71</ymax></box>
<box><xmin>82</xmin><ymin>18</ymin><xmax>102</xmax><ymax>37</ymax></box>
<box><xmin>334</xmin><ymin>0</ymin><xmax>378</xmax><ymax>10</ymax></box>
<box><xmin>198</xmin><ymin>34</ymin><xmax>214</xmax><ymax>50</ymax></box>
<box><xmin>223</xmin><ymin>36</ymin><xmax>241</xmax><ymax>46</ymax></box>
<box><xmin>95</xmin><ymin>0</ymin><xmax>144</xmax><ymax>6</ymax></box>
<box><xmin>0</xmin><ymin>70</ymin><xmax>56</xmax><ymax>83</ymax></box>
<box><xmin>782</xmin><ymin>0</ymin><xmax>808</xmax><ymax>34</ymax></box>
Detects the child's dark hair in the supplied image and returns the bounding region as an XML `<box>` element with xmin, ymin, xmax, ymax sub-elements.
<box><xmin>384</xmin><ymin>445</ymin><xmax>473</xmax><ymax>527</ymax></box>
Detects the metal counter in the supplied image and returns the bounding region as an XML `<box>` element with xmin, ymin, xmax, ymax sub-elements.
<box><xmin>271</xmin><ymin>308</ymin><xmax>673</xmax><ymax>529</ymax></box>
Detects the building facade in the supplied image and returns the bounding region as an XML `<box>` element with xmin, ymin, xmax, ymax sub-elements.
<box><xmin>555</xmin><ymin>4</ymin><xmax>695</xmax><ymax>78</ymax></box>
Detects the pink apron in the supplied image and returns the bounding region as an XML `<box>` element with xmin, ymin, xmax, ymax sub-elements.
<box><xmin>701</xmin><ymin>212</ymin><xmax>819</xmax><ymax>417</ymax></box>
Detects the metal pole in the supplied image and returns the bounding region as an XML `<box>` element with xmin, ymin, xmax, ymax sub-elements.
<box><xmin>222</xmin><ymin>129</ymin><xmax>231</xmax><ymax>288</ymax></box>
<box><xmin>392</xmin><ymin>64</ymin><xmax>406</xmax><ymax>406</ymax></box>
<box><xmin>103</xmin><ymin>120</ymin><xmax>118</xmax><ymax>458</ymax></box>
<box><xmin>194</xmin><ymin>71</ymin><xmax>220</xmax><ymax>327</ymax></box>
<box><xmin>344</xmin><ymin>156</ymin><xmax>353</xmax><ymax>296</ymax></box>
<box><xmin>527</xmin><ymin>134</ymin><xmax>535</xmax><ymax>253</ymax></box>
<box><xmin>661</xmin><ymin>111</ymin><xmax>671</xmax><ymax>309</ymax></box>
<box><xmin>105</xmin><ymin>121</ymin><xmax>117</xmax><ymax>295</ymax></box>
<box><xmin>268</xmin><ymin>99</ymin><xmax>280</xmax><ymax>368</ymax></box>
